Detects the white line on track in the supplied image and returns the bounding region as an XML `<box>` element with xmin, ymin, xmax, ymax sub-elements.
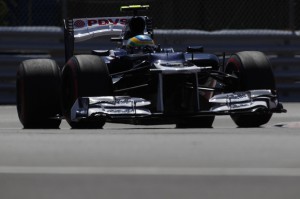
<box><xmin>1</xmin><ymin>166</ymin><xmax>300</xmax><ymax>176</ymax></box>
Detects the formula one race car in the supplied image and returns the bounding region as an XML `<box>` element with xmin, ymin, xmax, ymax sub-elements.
<box><xmin>16</xmin><ymin>5</ymin><xmax>286</xmax><ymax>129</ymax></box>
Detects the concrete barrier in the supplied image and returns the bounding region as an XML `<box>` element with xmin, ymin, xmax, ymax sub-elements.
<box><xmin>1</xmin><ymin>27</ymin><xmax>300</xmax><ymax>104</ymax></box>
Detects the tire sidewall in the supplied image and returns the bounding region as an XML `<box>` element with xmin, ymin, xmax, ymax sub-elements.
<box><xmin>225</xmin><ymin>51</ymin><xmax>275</xmax><ymax>127</ymax></box>
<box><xmin>61</xmin><ymin>55</ymin><xmax>113</xmax><ymax>128</ymax></box>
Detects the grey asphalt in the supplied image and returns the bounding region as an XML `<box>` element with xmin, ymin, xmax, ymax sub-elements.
<box><xmin>1</xmin><ymin>103</ymin><xmax>300</xmax><ymax>199</ymax></box>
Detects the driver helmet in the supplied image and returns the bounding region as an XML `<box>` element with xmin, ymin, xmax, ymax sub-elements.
<box><xmin>126</xmin><ymin>35</ymin><xmax>155</xmax><ymax>54</ymax></box>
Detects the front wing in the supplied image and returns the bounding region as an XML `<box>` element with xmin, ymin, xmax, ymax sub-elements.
<box><xmin>70</xmin><ymin>90</ymin><xmax>286</xmax><ymax>122</ymax></box>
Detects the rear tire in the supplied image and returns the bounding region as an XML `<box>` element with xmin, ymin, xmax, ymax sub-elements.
<box><xmin>17</xmin><ymin>59</ymin><xmax>62</xmax><ymax>129</ymax></box>
<box><xmin>61</xmin><ymin>55</ymin><xmax>113</xmax><ymax>129</ymax></box>
<box><xmin>225</xmin><ymin>51</ymin><xmax>275</xmax><ymax>127</ymax></box>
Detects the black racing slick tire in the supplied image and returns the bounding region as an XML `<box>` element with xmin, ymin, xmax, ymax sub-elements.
<box><xmin>61</xmin><ymin>55</ymin><xmax>113</xmax><ymax>129</ymax></box>
<box><xmin>225</xmin><ymin>51</ymin><xmax>276</xmax><ymax>127</ymax></box>
<box><xmin>17</xmin><ymin>59</ymin><xmax>62</xmax><ymax>129</ymax></box>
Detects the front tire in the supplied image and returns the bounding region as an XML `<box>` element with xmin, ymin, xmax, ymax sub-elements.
<box><xmin>225</xmin><ymin>51</ymin><xmax>276</xmax><ymax>127</ymax></box>
<box><xmin>17</xmin><ymin>59</ymin><xmax>62</xmax><ymax>129</ymax></box>
<box><xmin>61</xmin><ymin>55</ymin><xmax>113</xmax><ymax>129</ymax></box>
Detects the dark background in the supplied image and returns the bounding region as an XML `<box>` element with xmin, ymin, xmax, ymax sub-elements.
<box><xmin>1</xmin><ymin>0</ymin><xmax>299</xmax><ymax>30</ymax></box>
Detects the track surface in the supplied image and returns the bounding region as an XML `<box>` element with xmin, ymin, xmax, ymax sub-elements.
<box><xmin>1</xmin><ymin>103</ymin><xmax>300</xmax><ymax>199</ymax></box>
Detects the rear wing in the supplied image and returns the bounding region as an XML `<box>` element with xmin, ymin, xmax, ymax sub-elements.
<box><xmin>63</xmin><ymin>5</ymin><xmax>153</xmax><ymax>62</ymax></box>
<box><xmin>63</xmin><ymin>16</ymin><xmax>153</xmax><ymax>62</ymax></box>
<box><xmin>69</xmin><ymin>17</ymin><xmax>131</xmax><ymax>43</ymax></box>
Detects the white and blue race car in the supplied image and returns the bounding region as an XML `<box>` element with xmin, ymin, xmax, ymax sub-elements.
<box><xmin>17</xmin><ymin>5</ymin><xmax>286</xmax><ymax>129</ymax></box>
